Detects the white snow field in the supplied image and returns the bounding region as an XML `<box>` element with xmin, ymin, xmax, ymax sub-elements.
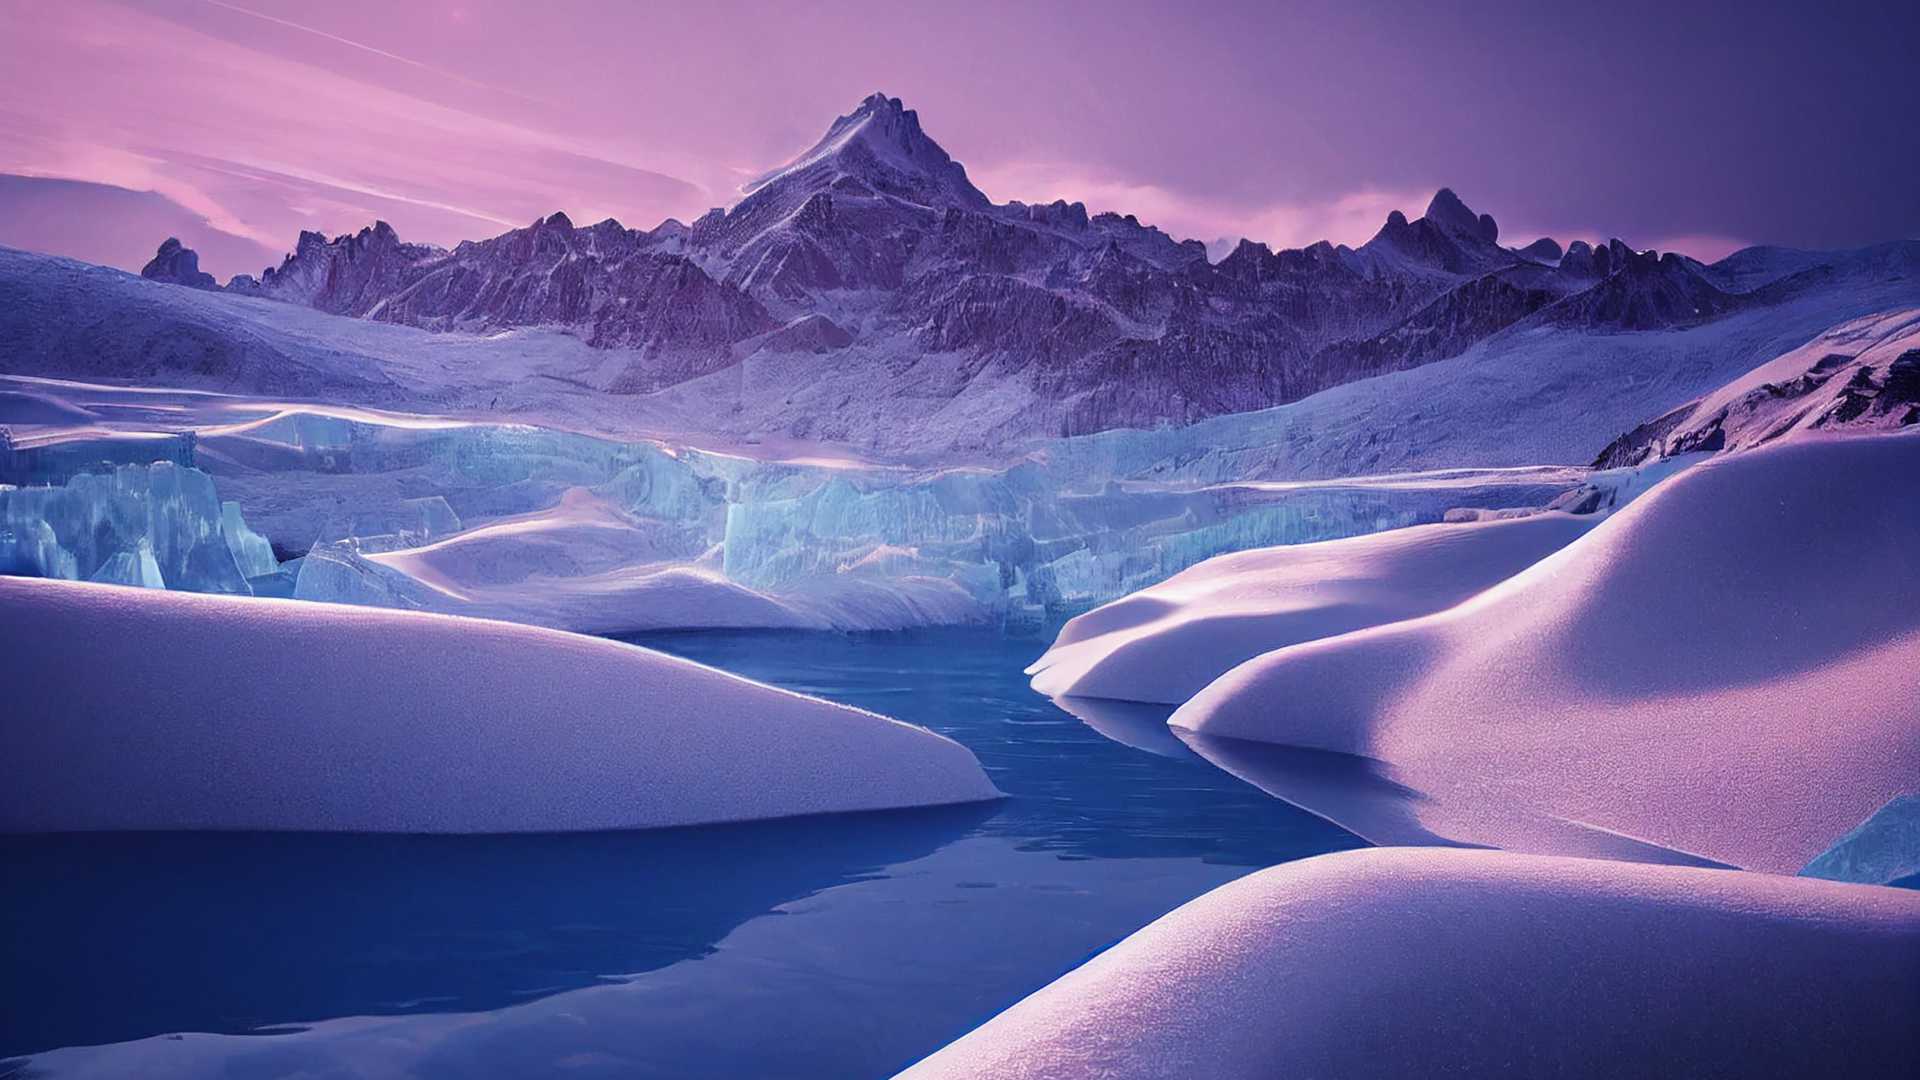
<box><xmin>1173</xmin><ymin>432</ymin><xmax>1920</xmax><ymax>873</ymax></box>
<box><xmin>900</xmin><ymin>848</ymin><xmax>1920</xmax><ymax>1080</ymax></box>
<box><xmin>0</xmin><ymin>576</ymin><xmax>999</xmax><ymax>832</ymax></box>
<box><xmin>1027</xmin><ymin>511</ymin><xmax>1595</xmax><ymax>704</ymax></box>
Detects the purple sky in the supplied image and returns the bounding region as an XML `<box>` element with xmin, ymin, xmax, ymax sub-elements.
<box><xmin>2</xmin><ymin>0</ymin><xmax>1915</xmax><ymax>278</ymax></box>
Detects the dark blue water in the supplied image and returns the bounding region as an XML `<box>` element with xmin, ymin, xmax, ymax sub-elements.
<box><xmin>2</xmin><ymin>628</ymin><xmax>1359</xmax><ymax>1076</ymax></box>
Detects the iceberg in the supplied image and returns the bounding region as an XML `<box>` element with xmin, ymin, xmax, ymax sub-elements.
<box><xmin>0</xmin><ymin>576</ymin><xmax>1000</xmax><ymax>832</ymax></box>
<box><xmin>901</xmin><ymin>849</ymin><xmax>1920</xmax><ymax>1080</ymax></box>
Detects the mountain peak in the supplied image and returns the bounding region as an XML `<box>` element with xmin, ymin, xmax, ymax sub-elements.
<box><xmin>1424</xmin><ymin>187</ymin><xmax>1498</xmax><ymax>244</ymax></box>
<box><xmin>741</xmin><ymin>92</ymin><xmax>987</xmax><ymax>210</ymax></box>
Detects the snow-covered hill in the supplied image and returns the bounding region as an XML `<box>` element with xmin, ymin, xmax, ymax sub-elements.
<box><xmin>1173</xmin><ymin>432</ymin><xmax>1920</xmax><ymax>874</ymax></box>
<box><xmin>0</xmin><ymin>575</ymin><xmax>999</xmax><ymax>832</ymax></box>
<box><xmin>903</xmin><ymin>849</ymin><xmax>1920</xmax><ymax>1079</ymax></box>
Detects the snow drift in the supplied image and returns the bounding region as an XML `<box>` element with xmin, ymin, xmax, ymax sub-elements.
<box><xmin>1173</xmin><ymin>433</ymin><xmax>1920</xmax><ymax>873</ymax></box>
<box><xmin>900</xmin><ymin>848</ymin><xmax>1920</xmax><ymax>1080</ymax></box>
<box><xmin>1028</xmin><ymin>511</ymin><xmax>1594</xmax><ymax>704</ymax></box>
<box><xmin>0</xmin><ymin>577</ymin><xmax>999</xmax><ymax>832</ymax></box>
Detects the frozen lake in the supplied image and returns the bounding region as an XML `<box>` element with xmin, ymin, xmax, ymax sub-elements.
<box><xmin>3</xmin><ymin>627</ymin><xmax>1358</xmax><ymax>1077</ymax></box>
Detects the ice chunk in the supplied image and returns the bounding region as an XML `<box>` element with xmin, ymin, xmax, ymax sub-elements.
<box><xmin>220</xmin><ymin>500</ymin><xmax>279</xmax><ymax>578</ymax></box>
<box><xmin>1801</xmin><ymin>795</ymin><xmax>1920</xmax><ymax>887</ymax></box>
<box><xmin>0</xmin><ymin>462</ymin><xmax>268</xmax><ymax>595</ymax></box>
<box><xmin>0</xmin><ymin>576</ymin><xmax>1000</xmax><ymax>832</ymax></box>
<box><xmin>87</xmin><ymin>543</ymin><xmax>165</xmax><ymax>589</ymax></box>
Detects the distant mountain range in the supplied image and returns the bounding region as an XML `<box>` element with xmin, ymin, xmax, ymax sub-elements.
<box><xmin>92</xmin><ymin>91</ymin><xmax>1920</xmax><ymax>438</ymax></box>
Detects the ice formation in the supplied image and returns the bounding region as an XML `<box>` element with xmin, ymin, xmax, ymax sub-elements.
<box><xmin>1801</xmin><ymin>795</ymin><xmax>1920</xmax><ymax>887</ymax></box>
<box><xmin>185</xmin><ymin>406</ymin><xmax>1584</xmax><ymax>631</ymax></box>
<box><xmin>1172</xmin><ymin>433</ymin><xmax>1920</xmax><ymax>873</ymax></box>
<box><xmin>0</xmin><ymin>576</ymin><xmax>1000</xmax><ymax>832</ymax></box>
<box><xmin>0</xmin><ymin>461</ymin><xmax>275</xmax><ymax>594</ymax></box>
<box><xmin>901</xmin><ymin>849</ymin><xmax>1920</xmax><ymax>1079</ymax></box>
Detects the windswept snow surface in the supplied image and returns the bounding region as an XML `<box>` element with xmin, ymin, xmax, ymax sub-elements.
<box><xmin>1028</xmin><ymin>512</ymin><xmax>1595</xmax><ymax>704</ymax></box>
<box><xmin>900</xmin><ymin>849</ymin><xmax>1920</xmax><ymax>1080</ymax></box>
<box><xmin>0</xmin><ymin>577</ymin><xmax>998</xmax><ymax>833</ymax></box>
<box><xmin>1173</xmin><ymin>433</ymin><xmax>1920</xmax><ymax>873</ymax></box>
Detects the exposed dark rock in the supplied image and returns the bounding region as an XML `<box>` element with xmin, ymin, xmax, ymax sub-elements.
<box><xmin>140</xmin><ymin>238</ymin><xmax>217</xmax><ymax>290</ymax></box>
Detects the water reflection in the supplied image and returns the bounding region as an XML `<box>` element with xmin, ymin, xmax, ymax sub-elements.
<box><xmin>6</xmin><ymin>628</ymin><xmax>1360</xmax><ymax>1064</ymax></box>
<box><xmin>1178</xmin><ymin>730</ymin><xmax>1730</xmax><ymax>868</ymax></box>
<box><xmin>631</xmin><ymin>628</ymin><xmax>1362</xmax><ymax>867</ymax></box>
<box><xmin>1049</xmin><ymin>695</ymin><xmax>1196</xmax><ymax>759</ymax></box>
<box><xmin>0</xmin><ymin>805</ymin><xmax>987</xmax><ymax>1058</ymax></box>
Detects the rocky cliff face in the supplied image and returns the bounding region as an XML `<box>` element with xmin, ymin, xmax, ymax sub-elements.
<box><xmin>160</xmin><ymin>93</ymin><xmax>1867</xmax><ymax>439</ymax></box>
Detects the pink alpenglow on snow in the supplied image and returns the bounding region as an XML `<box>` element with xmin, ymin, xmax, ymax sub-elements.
<box><xmin>1027</xmin><ymin>511</ymin><xmax>1594</xmax><ymax>705</ymax></box>
<box><xmin>0</xmin><ymin>577</ymin><xmax>999</xmax><ymax>833</ymax></box>
<box><xmin>899</xmin><ymin>848</ymin><xmax>1920</xmax><ymax>1080</ymax></box>
<box><xmin>1173</xmin><ymin>432</ymin><xmax>1920</xmax><ymax>873</ymax></box>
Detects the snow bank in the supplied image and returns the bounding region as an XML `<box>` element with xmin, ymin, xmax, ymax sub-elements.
<box><xmin>1174</xmin><ymin>433</ymin><xmax>1920</xmax><ymax>873</ymax></box>
<box><xmin>0</xmin><ymin>577</ymin><xmax>998</xmax><ymax>832</ymax></box>
<box><xmin>1029</xmin><ymin>512</ymin><xmax>1593</xmax><ymax>704</ymax></box>
<box><xmin>901</xmin><ymin>848</ymin><xmax>1920</xmax><ymax>1080</ymax></box>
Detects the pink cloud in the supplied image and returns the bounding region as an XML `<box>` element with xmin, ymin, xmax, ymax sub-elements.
<box><xmin>970</xmin><ymin>160</ymin><xmax>1424</xmax><ymax>255</ymax></box>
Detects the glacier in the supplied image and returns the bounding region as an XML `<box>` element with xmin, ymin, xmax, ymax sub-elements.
<box><xmin>1</xmin><ymin>395</ymin><xmax>1588</xmax><ymax>632</ymax></box>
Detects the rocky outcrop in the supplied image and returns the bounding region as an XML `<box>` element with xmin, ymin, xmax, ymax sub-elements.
<box><xmin>139</xmin><ymin>238</ymin><xmax>216</xmax><ymax>290</ymax></box>
<box><xmin>1543</xmin><ymin>248</ymin><xmax>1740</xmax><ymax>330</ymax></box>
<box><xmin>1593</xmin><ymin>311</ymin><xmax>1920</xmax><ymax>467</ymax></box>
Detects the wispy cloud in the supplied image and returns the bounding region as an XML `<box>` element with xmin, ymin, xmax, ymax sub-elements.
<box><xmin>0</xmin><ymin>0</ymin><xmax>713</xmax><ymax>273</ymax></box>
<box><xmin>969</xmin><ymin>160</ymin><xmax>1425</xmax><ymax>254</ymax></box>
<box><xmin>197</xmin><ymin>0</ymin><xmax>545</xmax><ymax>104</ymax></box>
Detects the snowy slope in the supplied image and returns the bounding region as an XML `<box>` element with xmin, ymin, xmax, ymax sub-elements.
<box><xmin>1027</xmin><ymin>511</ymin><xmax>1594</xmax><ymax>704</ymax></box>
<box><xmin>1172</xmin><ymin>432</ymin><xmax>1920</xmax><ymax>873</ymax></box>
<box><xmin>901</xmin><ymin>849</ymin><xmax>1920</xmax><ymax>1080</ymax></box>
<box><xmin>1039</xmin><ymin>281</ymin><xmax>1920</xmax><ymax>482</ymax></box>
<box><xmin>1596</xmin><ymin>306</ymin><xmax>1920</xmax><ymax>465</ymax></box>
<box><xmin>0</xmin><ymin>576</ymin><xmax>999</xmax><ymax>832</ymax></box>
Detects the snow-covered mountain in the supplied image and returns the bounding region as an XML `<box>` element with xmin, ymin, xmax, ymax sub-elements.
<box><xmin>103</xmin><ymin>92</ymin><xmax>1918</xmax><ymax>443</ymax></box>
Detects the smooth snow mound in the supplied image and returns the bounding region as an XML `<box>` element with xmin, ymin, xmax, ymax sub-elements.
<box><xmin>1174</xmin><ymin>433</ymin><xmax>1920</xmax><ymax>873</ymax></box>
<box><xmin>1028</xmin><ymin>512</ymin><xmax>1593</xmax><ymax>704</ymax></box>
<box><xmin>0</xmin><ymin>577</ymin><xmax>998</xmax><ymax>832</ymax></box>
<box><xmin>901</xmin><ymin>848</ymin><xmax>1920</xmax><ymax>1080</ymax></box>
